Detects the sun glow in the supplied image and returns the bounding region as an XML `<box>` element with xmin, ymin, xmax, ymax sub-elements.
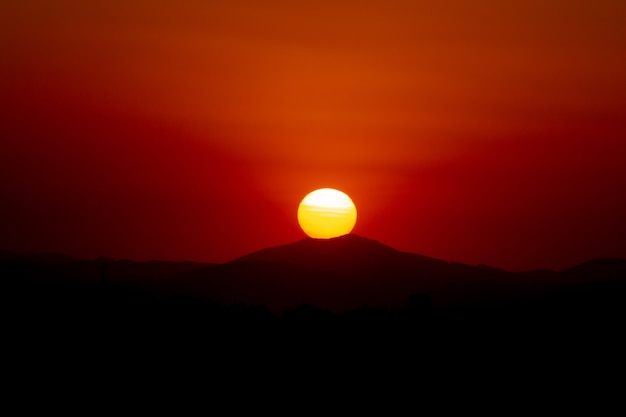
<box><xmin>297</xmin><ymin>188</ymin><xmax>357</xmax><ymax>239</ymax></box>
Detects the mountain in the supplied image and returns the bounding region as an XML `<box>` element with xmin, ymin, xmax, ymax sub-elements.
<box><xmin>172</xmin><ymin>235</ymin><xmax>541</xmax><ymax>312</ymax></box>
<box><xmin>3</xmin><ymin>237</ymin><xmax>625</xmax><ymax>313</ymax></box>
<box><xmin>4</xmin><ymin>240</ymin><xmax>625</xmax><ymax>388</ymax></box>
<box><xmin>0</xmin><ymin>250</ymin><xmax>213</xmax><ymax>291</ymax></box>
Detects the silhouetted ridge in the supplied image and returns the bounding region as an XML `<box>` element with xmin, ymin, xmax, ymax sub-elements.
<box><xmin>231</xmin><ymin>234</ymin><xmax>446</xmax><ymax>273</ymax></box>
<box><xmin>233</xmin><ymin>234</ymin><xmax>396</xmax><ymax>261</ymax></box>
<box><xmin>4</xmin><ymin>238</ymin><xmax>625</xmax><ymax>314</ymax></box>
<box><xmin>563</xmin><ymin>258</ymin><xmax>626</xmax><ymax>280</ymax></box>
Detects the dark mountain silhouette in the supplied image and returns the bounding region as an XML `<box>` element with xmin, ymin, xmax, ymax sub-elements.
<box><xmin>232</xmin><ymin>234</ymin><xmax>443</xmax><ymax>269</ymax></box>
<box><xmin>170</xmin><ymin>235</ymin><xmax>625</xmax><ymax>312</ymax></box>
<box><xmin>563</xmin><ymin>257</ymin><xmax>626</xmax><ymax>281</ymax></box>
<box><xmin>0</xmin><ymin>249</ymin><xmax>213</xmax><ymax>293</ymax></box>
<box><xmin>4</xmin><ymin>238</ymin><xmax>626</xmax><ymax>390</ymax></box>
<box><xmin>2</xmin><ymin>237</ymin><xmax>625</xmax><ymax>313</ymax></box>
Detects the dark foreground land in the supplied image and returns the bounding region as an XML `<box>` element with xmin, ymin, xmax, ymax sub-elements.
<box><xmin>2</xmin><ymin>238</ymin><xmax>625</xmax><ymax>406</ymax></box>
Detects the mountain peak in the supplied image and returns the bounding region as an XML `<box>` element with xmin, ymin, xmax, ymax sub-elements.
<box><xmin>232</xmin><ymin>234</ymin><xmax>395</xmax><ymax>263</ymax></box>
<box><xmin>229</xmin><ymin>234</ymin><xmax>445</xmax><ymax>275</ymax></box>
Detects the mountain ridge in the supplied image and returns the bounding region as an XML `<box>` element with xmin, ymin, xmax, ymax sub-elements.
<box><xmin>171</xmin><ymin>235</ymin><xmax>625</xmax><ymax>312</ymax></box>
<box><xmin>2</xmin><ymin>236</ymin><xmax>625</xmax><ymax>313</ymax></box>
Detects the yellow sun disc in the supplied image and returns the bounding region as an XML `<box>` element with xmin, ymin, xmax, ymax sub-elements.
<box><xmin>297</xmin><ymin>188</ymin><xmax>357</xmax><ymax>239</ymax></box>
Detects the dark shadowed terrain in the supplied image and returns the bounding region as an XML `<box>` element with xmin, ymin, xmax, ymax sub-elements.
<box><xmin>2</xmin><ymin>235</ymin><xmax>625</xmax><ymax>402</ymax></box>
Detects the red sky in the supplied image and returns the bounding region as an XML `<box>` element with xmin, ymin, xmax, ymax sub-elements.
<box><xmin>1</xmin><ymin>0</ymin><xmax>625</xmax><ymax>270</ymax></box>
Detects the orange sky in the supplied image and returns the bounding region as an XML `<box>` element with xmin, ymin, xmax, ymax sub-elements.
<box><xmin>1</xmin><ymin>0</ymin><xmax>625</xmax><ymax>270</ymax></box>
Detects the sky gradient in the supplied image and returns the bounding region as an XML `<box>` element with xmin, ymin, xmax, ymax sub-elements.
<box><xmin>1</xmin><ymin>0</ymin><xmax>625</xmax><ymax>270</ymax></box>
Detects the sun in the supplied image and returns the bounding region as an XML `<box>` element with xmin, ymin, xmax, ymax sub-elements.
<box><xmin>297</xmin><ymin>188</ymin><xmax>357</xmax><ymax>239</ymax></box>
